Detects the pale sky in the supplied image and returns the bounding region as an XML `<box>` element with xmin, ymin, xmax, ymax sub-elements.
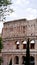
<box><xmin>0</xmin><ymin>0</ymin><xmax>37</xmax><ymax>33</ymax></box>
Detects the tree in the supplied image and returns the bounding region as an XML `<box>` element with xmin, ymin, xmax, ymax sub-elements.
<box><xmin>0</xmin><ymin>57</ymin><xmax>3</xmax><ymax>65</ymax></box>
<box><xmin>0</xmin><ymin>37</ymin><xmax>3</xmax><ymax>52</ymax></box>
<box><xmin>25</xmin><ymin>38</ymin><xmax>30</xmax><ymax>65</ymax></box>
<box><xmin>0</xmin><ymin>37</ymin><xmax>3</xmax><ymax>65</ymax></box>
<box><xmin>0</xmin><ymin>0</ymin><xmax>13</xmax><ymax>21</ymax></box>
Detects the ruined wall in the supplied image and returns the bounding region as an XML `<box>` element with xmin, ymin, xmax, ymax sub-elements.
<box><xmin>2</xmin><ymin>19</ymin><xmax>37</xmax><ymax>38</ymax></box>
<box><xmin>2</xmin><ymin>19</ymin><xmax>37</xmax><ymax>50</ymax></box>
<box><xmin>2</xmin><ymin>19</ymin><xmax>37</xmax><ymax>65</ymax></box>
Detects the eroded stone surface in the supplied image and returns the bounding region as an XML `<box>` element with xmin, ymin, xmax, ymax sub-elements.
<box><xmin>2</xmin><ymin>18</ymin><xmax>37</xmax><ymax>65</ymax></box>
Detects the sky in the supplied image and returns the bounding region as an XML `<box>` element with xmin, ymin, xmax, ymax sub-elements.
<box><xmin>0</xmin><ymin>0</ymin><xmax>37</xmax><ymax>33</ymax></box>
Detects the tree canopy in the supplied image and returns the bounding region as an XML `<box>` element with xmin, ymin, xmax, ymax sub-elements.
<box><xmin>0</xmin><ymin>37</ymin><xmax>3</xmax><ymax>65</ymax></box>
<box><xmin>0</xmin><ymin>56</ymin><xmax>3</xmax><ymax>65</ymax></box>
<box><xmin>0</xmin><ymin>0</ymin><xmax>13</xmax><ymax>21</ymax></box>
<box><xmin>0</xmin><ymin>37</ymin><xmax>3</xmax><ymax>52</ymax></box>
<box><xmin>0</xmin><ymin>0</ymin><xmax>11</xmax><ymax>6</ymax></box>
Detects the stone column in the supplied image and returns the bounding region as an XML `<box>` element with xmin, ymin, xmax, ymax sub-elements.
<box><xmin>35</xmin><ymin>54</ymin><xmax>37</xmax><ymax>65</ymax></box>
<box><xmin>3</xmin><ymin>56</ymin><xmax>7</xmax><ymax>65</ymax></box>
<box><xmin>35</xmin><ymin>39</ymin><xmax>37</xmax><ymax>65</ymax></box>
<box><xmin>19</xmin><ymin>55</ymin><xmax>22</xmax><ymax>65</ymax></box>
<box><xmin>35</xmin><ymin>39</ymin><xmax>37</xmax><ymax>49</ymax></box>
<box><xmin>20</xmin><ymin>41</ymin><xmax>23</xmax><ymax>50</ymax></box>
<box><xmin>12</xmin><ymin>55</ymin><xmax>14</xmax><ymax>65</ymax></box>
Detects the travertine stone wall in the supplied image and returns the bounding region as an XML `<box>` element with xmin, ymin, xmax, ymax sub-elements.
<box><xmin>2</xmin><ymin>18</ymin><xmax>37</xmax><ymax>65</ymax></box>
<box><xmin>2</xmin><ymin>19</ymin><xmax>37</xmax><ymax>38</ymax></box>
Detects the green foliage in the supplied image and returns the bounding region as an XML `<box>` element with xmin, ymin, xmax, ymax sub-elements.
<box><xmin>25</xmin><ymin>38</ymin><xmax>30</xmax><ymax>65</ymax></box>
<box><xmin>0</xmin><ymin>57</ymin><xmax>3</xmax><ymax>63</ymax></box>
<box><xmin>0</xmin><ymin>37</ymin><xmax>3</xmax><ymax>52</ymax></box>
<box><xmin>0</xmin><ymin>37</ymin><xmax>3</xmax><ymax>65</ymax></box>
<box><xmin>0</xmin><ymin>0</ymin><xmax>13</xmax><ymax>21</ymax></box>
<box><xmin>0</xmin><ymin>0</ymin><xmax>11</xmax><ymax>6</ymax></box>
<box><xmin>0</xmin><ymin>57</ymin><xmax>3</xmax><ymax>65</ymax></box>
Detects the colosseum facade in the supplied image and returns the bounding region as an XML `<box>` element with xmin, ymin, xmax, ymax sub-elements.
<box><xmin>1</xmin><ymin>18</ymin><xmax>37</xmax><ymax>65</ymax></box>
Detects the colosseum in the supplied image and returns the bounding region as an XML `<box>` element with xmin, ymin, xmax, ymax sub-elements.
<box><xmin>1</xmin><ymin>18</ymin><xmax>37</xmax><ymax>65</ymax></box>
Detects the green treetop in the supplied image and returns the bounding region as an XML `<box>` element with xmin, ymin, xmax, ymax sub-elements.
<box><xmin>0</xmin><ymin>0</ymin><xmax>13</xmax><ymax>21</ymax></box>
<box><xmin>0</xmin><ymin>37</ymin><xmax>3</xmax><ymax>52</ymax></box>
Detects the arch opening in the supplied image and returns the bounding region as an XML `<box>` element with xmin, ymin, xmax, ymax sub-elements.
<box><xmin>9</xmin><ymin>58</ymin><xmax>12</xmax><ymax>65</ymax></box>
<box><xmin>23</xmin><ymin>41</ymin><xmax>27</xmax><ymax>49</ymax></box>
<box><xmin>22</xmin><ymin>56</ymin><xmax>26</xmax><ymax>64</ymax></box>
<box><xmin>30</xmin><ymin>40</ymin><xmax>35</xmax><ymax>49</ymax></box>
<box><xmin>15</xmin><ymin>41</ymin><xmax>20</xmax><ymax>49</ymax></box>
<box><xmin>14</xmin><ymin>56</ymin><xmax>19</xmax><ymax>64</ymax></box>
<box><xmin>30</xmin><ymin>56</ymin><xmax>35</xmax><ymax>65</ymax></box>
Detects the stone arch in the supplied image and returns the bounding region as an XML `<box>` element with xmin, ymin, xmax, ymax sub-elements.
<box><xmin>23</xmin><ymin>40</ymin><xmax>27</xmax><ymax>44</ymax></box>
<box><xmin>22</xmin><ymin>40</ymin><xmax>27</xmax><ymax>49</ymax></box>
<box><xmin>9</xmin><ymin>58</ymin><xmax>12</xmax><ymax>65</ymax></box>
<box><xmin>14</xmin><ymin>56</ymin><xmax>19</xmax><ymax>64</ymax></box>
<box><xmin>22</xmin><ymin>56</ymin><xmax>26</xmax><ymax>64</ymax></box>
<box><xmin>30</xmin><ymin>40</ymin><xmax>35</xmax><ymax>49</ymax></box>
<box><xmin>15</xmin><ymin>41</ymin><xmax>20</xmax><ymax>49</ymax></box>
<box><xmin>30</xmin><ymin>56</ymin><xmax>35</xmax><ymax>65</ymax></box>
<box><xmin>30</xmin><ymin>40</ymin><xmax>35</xmax><ymax>43</ymax></box>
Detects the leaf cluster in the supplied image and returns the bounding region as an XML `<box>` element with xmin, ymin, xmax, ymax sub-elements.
<box><xmin>0</xmin><ymin>57</ymin><xmax>3</xmax><ymax>62</ymax></box>
<box><xmin>0</xmin><ymin>56</ymin><xmax>3</xmax><ymax>65</ymax></box>
<box><xmin>0</xmin><ymin>0</ymin><xmax>13</xmax><ymax>21</ymax></box>
<box><xmin>0</xmin><ymin>37</ymin><xmax>3</xmax><ymax>52</ymax></box>
<box><xmin>0</xmin><ymin>0</ymin><xmax>11</xmax><ymax>6</ymax></box>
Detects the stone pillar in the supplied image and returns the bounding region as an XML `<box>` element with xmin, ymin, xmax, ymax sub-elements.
<box><xmin>35</xmin><ymin>54</ymin><xmax>37</xmax><ymax>65</ymax></box>
<box><xmin>12</xmin><ymin>55</ymin><xmax>14</xmax><ymax>65</ymax></box>
<box><xmin>20</xmin><ymin>41</ymin><xmax>23</xmax><ymax>50</ymax></box>
<box><xmin>12</xmin><ymin>56</ymin><xmax>13</xmax><ymax>65</ymax></box>
<box><xmin>35</xmin><ymin>39</ymin><xmax>37</xmax><ymax>49</ymax></box>
<box><xmin>19</xmin><ymin>55</ymin><xmax>22</xmax><ymax>65</ymax></box>
<box><xmin>35</xmin><ymin>54</ymin><xmax>36</xmax><ymax>65</ymax></box>
<box><xmin>35</xmin><ymin>39</ymin><xmax>37</xmax><ymax>65</ymax></box>
<box><xmin>3</xmin><ymin>56</ymin><xmax>7</xmax><ymax>65</ymax></box>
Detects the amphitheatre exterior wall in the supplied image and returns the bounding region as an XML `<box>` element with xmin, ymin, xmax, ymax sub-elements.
<box><xmin>2</xmin><ymin>19</ymin><xmax>37</xmax><ymax>65</ymax></box>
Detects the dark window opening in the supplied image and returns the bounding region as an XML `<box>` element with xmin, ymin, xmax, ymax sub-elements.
<box><xmin>9</xmin><ymin>58</ymin><xmax>12</xmax><ymax>65</ymax></box>
<box><xmin>23</xmin><ymin>44</ymin><xmax>26</xmax><ymax>49</ymax></box>
<box><xmin>30</xmin><ymin>44</ymin><xmax>35</xmax><ymax>49</ymax></box>
<box><xmin>30</xmin><ymin>56</ymin><xmax>35</xmax><ymax>65</ymax></box>
<box><xmin>15</xmin><ymin>56</ymin><xmax>19</xmax><ymax>64</ymax></box>
<box><xmin>16</xmin><ymin>44</ymin><xmax>19</xmax><ymax>49</ymax></box>
<box><xmin>23</xmin><ymin>26</ymin><xmax>25</xmax><ymax>33</ymax></box>
<box><xmin>23</xmin><ymin>26</ymin><xmax>25</xmax><ymax>29</ymax></box>
<box><xmin>22</xmin><ymin>56</ymin><xmax>26</xmax><ymax>64</ymax></box>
